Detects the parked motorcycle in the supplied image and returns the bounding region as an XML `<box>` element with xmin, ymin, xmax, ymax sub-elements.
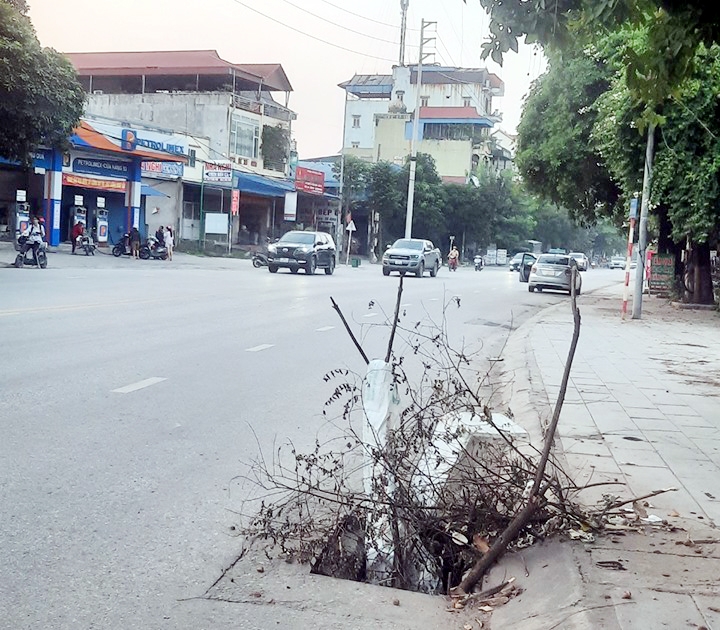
<box><xmin>139</xmin><ymin>236</ymin><xmax>168</xmax><ymax>260</ymax></box>
<box><xmin>474</xmin><ymin>255</ymin><xmax>484</xmax><ymax>271</ymax></box>
<box><xmin>252</xmin><ymin>251</ymin><xmax>268</xmax><ymax>268</ymax></box>
<box><xmin>112</xmin><ymin>234</ymin><xmax>132</xmax><ymax>257</ymax></box>
<box><xmin>14</xmin><ymin>236</ymin><xmax>47</xmax><ymax>269</ymax></box>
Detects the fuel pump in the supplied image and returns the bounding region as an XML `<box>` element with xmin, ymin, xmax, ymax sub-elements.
<box><xmin>69</xmin><ymin>205</ymin><xmax>88</xmax><ymax>237</ymax></box>
<box><xmin>13</xmin><ymin>190</ymin><xmax>30</xmax><ymax>251</ymax></box>
<box><xmin>95</xmin><ymin>196</ymin><xmax>109</xmax><ymax>245</ymax></box>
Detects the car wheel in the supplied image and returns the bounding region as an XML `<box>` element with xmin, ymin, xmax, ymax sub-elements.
<box><xmin>383</xmin><ymin>267</ymin><xmax>390</xmax><ymax>276</ymax></box>
<box><xmin>415</xmin><ymin>261</ymin><xmax>424</xmax><ymax>278</ymax></box>
<box><xmin>325</xmin><ymin>257</ymin><xmax>335</xmax><ymax>275</ymax></box>
<box><xmin>305</xmin><ymin>256</ymin><xmax>316</xmax><ymax>275</ymax></box>
<box><xmin>268</xmin><ymin>265</ymin><xmax>278</xmax><ymax>273</ymax></box>
<box><xmin>430</xmin><ymin>261</ymin><xmax>439</xmax><ymax>277</ymax></box>
<box><xmin>528</xmin><ymin>285</ymin><xmax>534</xmax><ymax>293</ymax></box>
<box><xmin>290</xmin><ymin>266</ymin><xmax>299</xmax><ymax>274</ymax></box>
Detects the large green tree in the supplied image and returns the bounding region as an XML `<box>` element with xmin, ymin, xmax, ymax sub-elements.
<box><xmin>0</xmin><ymin>0</ymin><xmax>85</xmax><ymax>163</ymax></box>
<box><xmin>516</xmin><ymin>48</ymin><xmax>621</xmax><ymax>225</ymax></box>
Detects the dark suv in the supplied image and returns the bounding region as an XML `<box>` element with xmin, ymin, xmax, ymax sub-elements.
<box><xmin>267</xmin><ymin>230</ymin><xmax>336</xmax><ymax>275</ymax></box>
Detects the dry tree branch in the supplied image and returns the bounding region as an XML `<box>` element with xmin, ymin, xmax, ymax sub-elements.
<box><xmin>330</xmin><ymin>296</ymin><xmax>369</xmax><ymax>364</ymax></box>
<box><xmin>457</xmin><ymin>268</ymin><xmax>582</xmax><ymax>594</ymax></box>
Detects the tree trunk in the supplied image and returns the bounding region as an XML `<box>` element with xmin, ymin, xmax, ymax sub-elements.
<box><xmin>695</xmin><ymin>242</ymin><xmax>715</xmax><ymax>304</ymax></box>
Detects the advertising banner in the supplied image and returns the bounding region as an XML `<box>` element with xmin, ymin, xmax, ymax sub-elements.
<box><xmin>284</xmin><ymin>191</ymin><xmax>298</xmax><ymax>221</ymax></box>
<box><xmin>141</xmin><ymin>161</ymin><xmax>184</xmax><ymax>178</ymax></box>
<box><xmin>204</xmin><ymin>161</ymin><xmax>233</xmax><ymax>184</ymax></box>
<box><xmin>63</xmin><ymin>173</ymin><xmax>127</xmax><ymax>192</ymax></box>
<box><xmin>295</xmin><ymin>166</ymin><xmax>325</xmax><ymax>195</ymax></box>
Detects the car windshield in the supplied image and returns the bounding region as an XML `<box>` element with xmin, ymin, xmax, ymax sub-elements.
<box><xmin>392</xmin><ymin>239</ymin><xmax>423</xmax><ymax>250</ymax></box>
<box><xmin>569</xmin><ymin>253</ymin><xmax>584</xmax><ymax>259</ymax></box>
<box><xmin>537</xmin><ymin>255</ymin><xmax>571</xmax><ymax>266</ymax></box>
<box><xmin>279</xmin><ymin>232</ymin><xmax>315</xmax><ymax>245</ymax></box>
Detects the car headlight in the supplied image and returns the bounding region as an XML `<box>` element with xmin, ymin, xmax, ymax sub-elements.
<box><xmin>297</xmin><ymin>246</ymin><xmax>311</xmax><ymax>253</ymax></box>
<box><xmin>410</xmin><ymin>254</ymin><xmax>419</xmax><ymax>260</ymax></box>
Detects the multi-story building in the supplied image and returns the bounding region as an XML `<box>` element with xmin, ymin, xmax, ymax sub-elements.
<box><xmin>339</xmin><ymin>65</ymin><xmax>505</xmax><ymax>182</ymax></box>
<box><xmin>67</xmin><ymin>50</ymin><xmax>306</xmax><ymax>245</ymax></box>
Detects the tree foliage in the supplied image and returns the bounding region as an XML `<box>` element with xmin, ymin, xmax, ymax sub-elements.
<box><xmin>473</xmin><ymin>0</ymin><xmax>720</xmax><ymax>106</ymax></box>
<box><xmin>516</xmin><ymin>49</ymin><xmax>621</xmax><ymax>225</ymax></box>
<box><xmin>0</xmin><ymin>1</ymin><xmax>85</xmax><ymax>163</ymax></box>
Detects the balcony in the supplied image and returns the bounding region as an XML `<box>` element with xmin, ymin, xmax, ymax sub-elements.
<box><xmin>232</xmin><ymin>93</ymin><xmax>296</xmax><ymax>122</ymax></box>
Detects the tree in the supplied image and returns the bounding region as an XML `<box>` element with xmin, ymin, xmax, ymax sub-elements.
<box><xmin>473</xmin><ymin>0</ymin><xmax>720</xmax><ymax>105</ymax></box>
<box><xmin>516</xmin><ymin>49</ymin><xmax>621</xmax><ymax>225</ymax></box>
<box><xmin>333</xmin><ymin>155</ymin><xmax>371</xmax><ymax>218</ymax></box>
<box><xmin>260</xmin><ymin>124</ymin><xmax>290</xmax><ymax>171</ymax></box>
<box><xmin>0</xmin><ymin>1</ymin><xmax>85</xmax><ymax>163</ymax></box>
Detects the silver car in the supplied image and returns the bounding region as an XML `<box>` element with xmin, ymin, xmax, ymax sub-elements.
<box><xmin>528</xmin><ymin>254</ymin><xmax>582</xmax><ymax>295</ymax></box>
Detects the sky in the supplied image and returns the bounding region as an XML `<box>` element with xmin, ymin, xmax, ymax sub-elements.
<box><xmin>28</xmin><ymin>0</ymin><xmax>546</xmax><ymax>159</ymax></box>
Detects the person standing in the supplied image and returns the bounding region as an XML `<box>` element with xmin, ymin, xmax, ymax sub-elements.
<box><xmin>164</xmin><ymin>225</ymin><xmax>174</xmax><ymax>261</ymax></box>
<box><xmin>129</xmin><ymin>226</ymin><xmax>141</xmax><ymax>259</ymax></box>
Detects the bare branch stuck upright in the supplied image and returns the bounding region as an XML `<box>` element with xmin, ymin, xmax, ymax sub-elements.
<box><xmin>330</xmin><ymin>296</ymin><xmax>369</xmax><ymax>365</ymax></box>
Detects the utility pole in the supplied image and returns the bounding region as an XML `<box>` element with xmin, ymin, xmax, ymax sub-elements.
<box><xmin>404</xmin><ymin>19</ymin><xmax>435</xmax><ymax>239</ymax></box>
<box><xmin>632</xmin><ymin>123</ymin><xmax>656</xmax><ymax>319</ymax></box>
<box><xmin>399</xmin><ymin>0</ymin><xmax>410</xmax><ymax>66</ymax></box>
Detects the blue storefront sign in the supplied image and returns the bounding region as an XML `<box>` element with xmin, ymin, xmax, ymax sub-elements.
<box><xmin>73</xmin><ymin>157</ymin><xmax>130</xmax><ymax>179</ymax></box>
<box><xmin>0</xmin><ymin>148</ymin><xmax>54</xmax><ymax>170</ymax></box>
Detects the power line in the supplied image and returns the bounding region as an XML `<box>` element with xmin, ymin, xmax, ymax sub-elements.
<box><xmin>275</xmin><ymin>0</ymin><xmax>418</xmax><ymax>47</ymax></box>
<box><xmin>318</xmin><ymin>0</ymin><xmax>420</xmax><ymax>31</ymax></box>
<box><xmin>227</xmin><ymin>0</ymin><xmax>397</xmax><ymax>63</ymax></box>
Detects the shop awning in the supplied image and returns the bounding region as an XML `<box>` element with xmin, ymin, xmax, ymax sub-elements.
<box><xmin>233</xmin><ymin>171</ymin><xmax>295</xmax><ymax>198</ymax></box>
<box><xmin>141</xmin><ymin>184</ymin><xmax>169</xmax><ymax>197</ymax></box>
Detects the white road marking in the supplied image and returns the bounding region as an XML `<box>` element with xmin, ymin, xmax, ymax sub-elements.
<box><xmin>245</xmin><ymin>344</ymin><xmax>275</xmax><ymax>352</ymax></box>
<box><xmin>316</xmin><ymin>326</ymin><xmax>335</xmax><ymax>332</ymax></box>
<box><xmin>363</xmin><ymin>312</ymin><xmax>379</xmax><ymax>318</ymax></box>
<box><xmin>401</xmin><ymin>303</ymin><xmax>412</xmax><ymax>308</ymax></box>
<box><xmin>428</xmin><ymin>298</ymin><xmax>439</xmax><ymax>302</ymax></box>
<box><xmin>113</xmin><ymin>377</ymin><xmax>167</xmax><ymax>394</ymax></box>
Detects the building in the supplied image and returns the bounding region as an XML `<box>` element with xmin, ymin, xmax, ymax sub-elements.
<box><xmin>65</xmin><ymin>50</ymin><xmax>323</xmax><ymax>246</ymax></box>
<box><xmin>339</xmin><ymin>65</ymin><xmax>505</xmax><ymax>182</ymax></box>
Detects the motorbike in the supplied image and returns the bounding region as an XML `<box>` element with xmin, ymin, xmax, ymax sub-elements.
<box><xmin>448</xmin><ymin>256</ymin><xmax>458</xmax><ymax>271</ymax></box>
<box><xmin>139</xmin><ymin>236</ymin><xmax>168</xmax><ymax>260</ymax></box>
<box><xmin>474</xmin><ymin>255</ymin><xmax>484</xmax><ymax>271</ymax></box>
<box><xmin>77</xmin><ymin>234</ymin><xmax>96</xmax><ymax>256</ymax></box>
<box><xmin>112</xmin><ymin>234</ymin><xmax>133</xmax><ymax>257</ymax></box>
<box><xmin>14</xmin><ymin>236</ymin><xmax>48</xmax><ymax>269</ymax></box>
<box><xmin>252</xmin><ymin>251</ymin><xmax>268</xmax><ymax>268</ymax></box>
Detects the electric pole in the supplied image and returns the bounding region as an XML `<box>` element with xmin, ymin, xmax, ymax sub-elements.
<box><xmin>404</xmin><ymin>19</ymin><xmax>435</xmax><ymax>239</ymax></box>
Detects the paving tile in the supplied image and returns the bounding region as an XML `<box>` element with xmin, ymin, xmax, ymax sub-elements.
<box><xmin>560</xmin><ymin>437</ymin><xmax>613</xmax><ymax>458</ymax></box>
<box><xmin>604</xmin><ymin>433</ymin><xmax>658</xmax><ymax>452</ymax></box>
<box><xmin>613</xmin><ymin>590</ymin><xmax>708</xmax><ymax>629</ymax></box>
<box><xmin>657</xmin><ymin>403</ymin><xmax>708</xmax><ymax>417</ymax></box>
<box><xmin>610</xmin><ymin>448</ymin><xmax>668</xmax><ymax>468</ymax></box>
<box><xmin>630</xmin><ymin>417</ymin><xmax>679</xmax><ymax>433</ymax></box>
<box><xmin>564</xmin><ymin>452</ymin><xmax>623</xmax><ymax>476</ymax></box>
<box><xmin>621</xmin><ymin>406</ymin><xmax>668</xmax><ymax>419</ymax></box>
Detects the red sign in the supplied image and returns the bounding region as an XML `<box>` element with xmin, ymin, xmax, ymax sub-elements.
<box><xmin>231</xmin><ymin>189</ymin><xmax>240</xmax><ymax>216</ymax></box>
<box><xmin>295</xmin><ymin>166</ymin><xmax>325</xmax><ymax>195</ymax></box>
<box><xmin>62</xmin><ymin>173</ymin><xmax>127</xmax><ymax>192</ymax></box>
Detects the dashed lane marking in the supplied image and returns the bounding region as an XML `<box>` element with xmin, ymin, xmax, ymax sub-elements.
<box><xmin>316</xmin><ymin>326</ymin><xmax>335</xmax><ymax>332</ymax></box>
<box><xmin>245</xmin><ymin>344</ymin><xmax>275</xmax><ymax>352</ymax></box>
<box><xmin>113</xmin><ymin>377</ymin><xmax>167</xmax><ymax>394</ymax></box>
<box><xmin>363</xmin><ymin>313</ymin><xmax>379</xmax><ymax>318</ymax></box>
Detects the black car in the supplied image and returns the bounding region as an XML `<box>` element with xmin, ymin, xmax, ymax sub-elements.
<box><xmin>267</xmin><ymin>230</ymin><xmax>336</xmax><ymax>275</ymax></box>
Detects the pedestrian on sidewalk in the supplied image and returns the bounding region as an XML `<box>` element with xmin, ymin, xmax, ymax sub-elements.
<box><xmin>164</xmin><ymin>225</ymin><xmax>174</xmax><ymax>261</ymax></box>
<box><xmin>129</xmin><ymin>226</ymin><xmax>141</xmax><ymax>260</ymax></box>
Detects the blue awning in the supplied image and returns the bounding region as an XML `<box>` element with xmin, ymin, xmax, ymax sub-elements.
<box><xmin>141</xmin><ymin>184</ymin><xmax>169</xmax><ymax>197</ymax></box>
<box><xmin>233</xmin><ymin>171</ymin><xmax>295</xmax><ymax>198</ymax></box>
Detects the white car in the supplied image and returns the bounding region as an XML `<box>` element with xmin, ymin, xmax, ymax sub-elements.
<box><xmin>608</xmin><ymin>256</ymin><xmax>626</xmax><ymax>270</ymax></box>
<box><xmin>569</xmin><ymin>252</ymin><xmax>589</xmax><ymax>271</ymax></box>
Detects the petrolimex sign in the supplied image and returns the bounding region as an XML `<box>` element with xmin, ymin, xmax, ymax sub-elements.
<box><xmin>121</xmin><ymin>128</ymin><xmax>187</xmax><ymax>156</ymax></box>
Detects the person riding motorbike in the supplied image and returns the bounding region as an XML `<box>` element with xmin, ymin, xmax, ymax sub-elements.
<box><xmin>448</xmin><ymin>245</ymin><xmax>459</xmax><ymax>271</ymax></box>
<box><xmin>21</xmin><ymin>216</ymin><xmax>46</xmax><ymax>260</ymax></box>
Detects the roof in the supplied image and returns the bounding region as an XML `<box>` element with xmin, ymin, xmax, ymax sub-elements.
<box><xmin>410</xmin><ymin>66</ymin><xmax>505</xmax><ymax>95</ymax></box>
<box><xmin>65</xmin><ymin>50</ymin><xmax>293</xmax><ymax>92</ymax></box>
<box><xmin>338</xmin><ymin>74</ymin><xmax>393</xmax><ymax>98</ymax></box>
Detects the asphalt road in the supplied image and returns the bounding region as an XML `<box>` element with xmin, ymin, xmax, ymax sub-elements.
<box><xmin>0</xmin><ymin>251</ymin><xmax>620</xmax><ymax>628</ymax></box>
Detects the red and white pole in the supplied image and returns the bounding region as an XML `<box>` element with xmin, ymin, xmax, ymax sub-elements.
<box><xmin>621</xmin><ymin>217</ymin><xmax>636</xmax><ymax>319</ymax></box>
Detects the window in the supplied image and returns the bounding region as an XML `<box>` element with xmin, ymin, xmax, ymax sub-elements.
<box><xmin>230</xmin><ymin>115</ymin><xmax>260</xmax><ymax>159</ymax></box>
<box><xmin>188</xmin><ymin>148</ymin><xmax>197</xmax><ymax>168</ymax></box>
<box><xmin>396</xmin><ymin>90</ymin><xmax>405</xmax><ymax>102</ymax></box>
<box><xmin>420</xmin><ymin>96</ymin><xmax>429</xmax><ymax>107</ymax></box>
<box><xmin>351</xmin><ymin>141</ymin><xmax>360</xmax><ymax>149</ymax></box>
<box><xmin>352</xmin><ymin>115</ymin><xmax>361</xmax><ymax>128</ymax></box>
<box><xmin>463</xmin><ymin>97</ymin><xmax>472</xmax><ymax>108</ymax></box>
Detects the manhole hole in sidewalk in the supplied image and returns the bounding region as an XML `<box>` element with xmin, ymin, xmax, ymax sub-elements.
<box><xmin>623</xmin><ymin>436</ymin><xmax>644</xmax><ymax>442</ymax></box>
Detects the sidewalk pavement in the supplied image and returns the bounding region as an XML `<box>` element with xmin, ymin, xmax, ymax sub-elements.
<box><xmin>489</xmin><ymin>282</ymin><xmax>720</xmax><ymax>629</ymax></box>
